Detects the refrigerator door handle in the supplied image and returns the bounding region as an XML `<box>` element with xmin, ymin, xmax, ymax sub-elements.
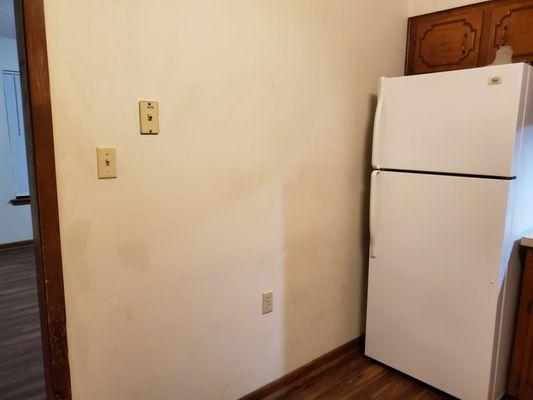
<box><xmin>369</xmin><ymin>170</ymin><xmax>380</xmax><ymax>258</ymax></box>
<box><xmin>371</xmin><ymin>77</ymin><xmax>385</xmax><ymax>170</ymax></box>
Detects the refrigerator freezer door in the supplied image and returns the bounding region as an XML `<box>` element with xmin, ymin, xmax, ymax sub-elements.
<box><xmin>373</xmin><ymin>63</ymin><xmax>530</xmax><ymax>177</ymax></box>
<box><xmin>365</xmin><ymin>171</ymin><xmax>512</xmax><ymax>400</ymax></box>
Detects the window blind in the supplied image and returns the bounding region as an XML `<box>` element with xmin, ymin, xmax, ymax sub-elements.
<box><xmin>2</xmin><ymin>71</ymin><xmax>29</xmax><ymax>197</ymax></box>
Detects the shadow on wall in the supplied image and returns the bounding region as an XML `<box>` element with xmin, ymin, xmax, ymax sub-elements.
<box><xmin>359</xmin><ymin>94</ymin><xmax>378</xmax><ymax>334</ymax></box>
<box><xmin>282</xmin><ymin>94</ymin><xmax>378</xmax><ymax>371</ymax></box>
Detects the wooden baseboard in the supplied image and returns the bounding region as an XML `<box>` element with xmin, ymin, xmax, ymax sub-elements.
<box><xmin>239</xmin><ymin>336</ymin><xmax>364</xmax><ymax>400</ymax></box>
<box><xmin>0</xmin><ymin>240</ymin><xmax>34</xmax><ymax>251</ymax></box>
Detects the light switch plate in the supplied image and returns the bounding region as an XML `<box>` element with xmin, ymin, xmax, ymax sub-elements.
<box><xmin>139</xmin><ymin>100</ymin><xmax>159</xmax><ymax>134</ymax></box>
<box><xmin>97</xmin><ymin>147</ymin><xmax>117</xmax><ymax>179</ymax></box>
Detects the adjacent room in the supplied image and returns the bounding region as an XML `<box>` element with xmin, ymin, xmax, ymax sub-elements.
<box><xmin>0</xmin><ymin>0</ymin><xmax>44</xmax><ymax>399</ymax></box>
<box><xmin>1</xmin><ymin>0</ymin><xmax>533</xmax><ymax>400</ymax></box>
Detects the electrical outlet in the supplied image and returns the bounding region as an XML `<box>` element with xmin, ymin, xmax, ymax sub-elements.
<box><xmin>262</xmin><ymin>291</ymin><xmax>273</xmax><ymax>315</ymax></box>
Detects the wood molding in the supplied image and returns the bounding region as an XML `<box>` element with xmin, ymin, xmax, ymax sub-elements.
<box><xmin>0</xmin><ymin>240</ymin><xmax>34</xmax><ymax>251</ymax></box>
<box><xmin>239</xmin><ymin>336</ymin><xmax>364</xmax><ymax>400</ymax></box>
<box><xmin>14</xmin><ymin>1</ymin><xmax>71</xmax><ymax>399</ymax></box>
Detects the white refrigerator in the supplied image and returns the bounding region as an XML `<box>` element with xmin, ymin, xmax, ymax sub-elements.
<box><xmin>365</xmin><ymin>63</ymin><xmax>533</xmax><ymax>400</ymax></box>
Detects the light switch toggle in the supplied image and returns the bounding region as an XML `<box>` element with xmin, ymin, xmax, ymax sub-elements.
<box><xmin>97</xmin><ymin>147</ymin><xmax>117</xmax><ymax>179</ymax></box>
<box><xmin>139</xmin><ymin>100</ymin><xmax>159</xmax><ymax>134</ymax></box>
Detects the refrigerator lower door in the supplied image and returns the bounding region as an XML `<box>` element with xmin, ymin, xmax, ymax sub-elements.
<box><xmin>372</xmin><ymin>63</ymin><xmax>530</xmax><ymax>177</ymax></box>
<box><xmin>366</xmin><ymin>171</ymin><xmax>512</xmax><ymax>400</ymax></box>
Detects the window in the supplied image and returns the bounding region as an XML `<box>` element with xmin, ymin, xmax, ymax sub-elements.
<box><xmin>2</xmin><ymin>71</ymin><xmax>29</xmax><ymax>198</ymax></box>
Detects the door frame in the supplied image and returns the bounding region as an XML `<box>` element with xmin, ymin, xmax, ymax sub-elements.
<box><xmin>14</xmin><ymin>1</ymin><xmax>71</xmax><ymax>399</ymax></box>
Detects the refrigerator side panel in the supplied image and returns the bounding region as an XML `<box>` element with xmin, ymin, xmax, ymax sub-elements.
<box><xmin>492</xmin><ymin>64</ymin><xmax>533</xmax><ymax>399</ymax></box>
<box><xmin>490</xmin><ymin>221</ymin><xmax>522</xmax><ymax>400</ymax></box>
<box><xmin>373</xmin><ymin>63</ymin><xmax>527</xmax><ymax>177</ymax></box>
<box><xmin>365</xmin><ymin>172</ymin><xmax>511</xmax><ymax>400</ymax></box>
<box><xmin>513</xmin><ymin>64</ymin><xmax>533</xmax><ymax>237</ymax></box>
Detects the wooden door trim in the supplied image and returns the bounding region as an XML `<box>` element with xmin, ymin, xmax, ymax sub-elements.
<box><xmin>14</xmin><ymin>1</ymin><xmax>71</xmax><ymax>399</ymax></box>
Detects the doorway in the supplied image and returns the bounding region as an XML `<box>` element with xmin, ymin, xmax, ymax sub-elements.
<box><xmin>1</xmin><ymin>1</ymin><xmax>70</xmax><ymax>399</ymax></box>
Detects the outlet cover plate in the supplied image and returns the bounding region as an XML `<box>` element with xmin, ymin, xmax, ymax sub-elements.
<box><xmin>262</xmin><ymin>291</ymin><xmax>273</xmax><ymax>315</ymax></box>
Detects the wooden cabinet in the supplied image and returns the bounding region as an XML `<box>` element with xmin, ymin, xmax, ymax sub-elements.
<box><xmin>508</xmin><ymin>245</ymin><xmax>533</xmax><ymax>399</ymax></box>
<box><xmin>407</xmin><ymin>9</ymin><xmax>484</xmax><ymax>74</ymax></box>
<box><xmin>406</xmin><ymin>0</ymin><xmax>533</xmax><ymax>75</ymax></box>
<box><xmin>488</xmin><ymin>1</ymin><xmax>533</xmax><ymax>64</ymax></box>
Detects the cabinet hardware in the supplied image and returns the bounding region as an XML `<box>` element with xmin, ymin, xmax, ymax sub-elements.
<box><xmin>501</xmin><ymin>26</ymin><xmax>508</xmax><ymax>46</ymax></box>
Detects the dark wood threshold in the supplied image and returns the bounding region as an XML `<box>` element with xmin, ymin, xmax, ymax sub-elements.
<box><xmin>239</xmin><ymin>336</ymin><xmax>364</xmax><ymax>400</ymax></box>
<box><xmin>9</xmin><ymin>195</ymin><xmax>31</xmax><ymax>206</ymax></box>
<box><xmin>0</xmin><ymin>239</ymin><xmax>34</xmax><ymax>251</ymax></box>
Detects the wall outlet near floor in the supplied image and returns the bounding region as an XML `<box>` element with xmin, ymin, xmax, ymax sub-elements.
<box><xmin>262</xmin><ymin>291</ymin><xmax>273</xmax><ymax>315</ymax></box>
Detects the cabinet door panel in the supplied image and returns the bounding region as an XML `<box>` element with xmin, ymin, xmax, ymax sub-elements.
<box><xmin>409</xmin><ymin>10</ymin><xmax>484</xmax><ymax>74</ymax></box>
<box><xmin>508</xmin><ymin>249</ymin><xmax>533</xmax><ymax>398</ymax></box>
<box><xmin>518</xmin><ymin>251</ymin><xmax>533</xmax><ymax>399</ymax></box>
<box><xmin>488</xmin><ymin>0</ymin><xmax>533</xmax><ymax>65</ymax></box>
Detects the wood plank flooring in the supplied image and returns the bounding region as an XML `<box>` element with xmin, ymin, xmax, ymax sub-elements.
<box><xmin>0</xmin><ymin>246</ymin><xmax>45</xmax><ymax>400</ymax></box>
<box><xmin>0</xmin><ymin>247</ymin><xmax>502</xmax><ymax>400</ymax></box>
<box><xmin>268</xmin><ymin>347</ymin><xmax>451</xmax><ymax>400</ymax></box>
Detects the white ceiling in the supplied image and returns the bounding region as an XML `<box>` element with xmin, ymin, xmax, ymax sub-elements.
<box><xmin>0</xmin><ymin>0</ymin><xmax>16</xmax><ymax>39</ymax></box>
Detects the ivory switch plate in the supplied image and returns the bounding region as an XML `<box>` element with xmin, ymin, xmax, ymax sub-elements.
<box><xmin>97</xmin><ymin>147</ymin><xmax>117</xmax><ymax>179</ymax></box>
<box><xmin>139</xmin><ymin>100</ymin><xmax>159</xmax><ymax>134</ymax></box>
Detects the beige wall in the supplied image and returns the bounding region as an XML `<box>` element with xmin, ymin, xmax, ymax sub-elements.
<box><xmin>44</xmin><ymin>1</ymin><xmax>409</xmax><ymax>399</ymax></box>
<box><xmin>409</xmin><ymin>0</ymin><xmax>490</xmax><ymax>16</ymax></box>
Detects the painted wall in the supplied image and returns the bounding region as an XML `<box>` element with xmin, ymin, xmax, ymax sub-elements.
<box><xmin>0</xmin><ymin>37</ymin><xmax>32</xmax><ymax>244</ymax></box>
<box><xmin>43</xmin><ymin>1</ymin><xmax>410</xmax><ymax>399</ymax></box>
<box><xmin>409</xmin><ymin>0</ymin><xmax>490</xmax><ymax>16</ymax></box>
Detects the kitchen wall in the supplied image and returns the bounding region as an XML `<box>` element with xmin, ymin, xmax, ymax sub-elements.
<box><xmin>409</xmin><ymin>0</ymin><xmax>490</xmax><ymax>16</ymax></box>
<box><xmin>43</xmin><ymin>1</ymin><xmax>410</xmax><ymax>399</ymax></box>
<box><xmin>0</xmin><ymin>37</ymin><xmax>32</xmax><ymax>245</ymax></box>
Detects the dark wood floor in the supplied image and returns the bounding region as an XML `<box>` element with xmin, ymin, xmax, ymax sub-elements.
<box><xmin>272</xmin><ymin>347</ymin><xmax>451</xmax><ymax>400</ymax></box>
<box><xmin>0</xmin><ymin>248</ymin><xmax>491</xmax><ymax>400</ymax></box>
<box><xmin>0</xmin><ymin>246</ymin><xmax>45</xmax><ymax>400</ymax></box>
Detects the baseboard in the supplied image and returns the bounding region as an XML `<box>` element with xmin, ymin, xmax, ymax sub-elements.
<box><xmin>239</xmin><ymin>336</ymin><xmax>364</xmax><ymax>400</ymax></box>
<box><xmin>0</xmin><ymin>240</ymin><xmax>34</xmax><ymax>251</ymax></box>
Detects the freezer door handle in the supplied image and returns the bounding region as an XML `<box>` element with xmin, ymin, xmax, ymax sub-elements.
<box><xmin>371</xmin><ymin>77</ymin><xmax>385</xmax><ymax>170</ymax></box>
<box><xmin>369</xmin><ymin>170</ymin><xmax>380</xmax><ymax>258</ymax></box>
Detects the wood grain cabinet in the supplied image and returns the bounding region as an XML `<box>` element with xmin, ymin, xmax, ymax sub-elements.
<box><xmin>406</xmin><ymin>0</ymin><xmax>533</xmax><ymax>75</ymax></box>
<box><xmin>407</xmin><ymin>9</ymin><xmax>484</xmax><ymax>74</ymax></box>
<box><xmin>507</xmin><ymin>245</ymin><xmax>533</xmax><ymax>399</ymax></box>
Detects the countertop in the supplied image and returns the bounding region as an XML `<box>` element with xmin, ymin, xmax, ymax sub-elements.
<box><xmin>521</xmin><ymin>235</ymin><xmax>533</xmax><ymax>248</ymax></box>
